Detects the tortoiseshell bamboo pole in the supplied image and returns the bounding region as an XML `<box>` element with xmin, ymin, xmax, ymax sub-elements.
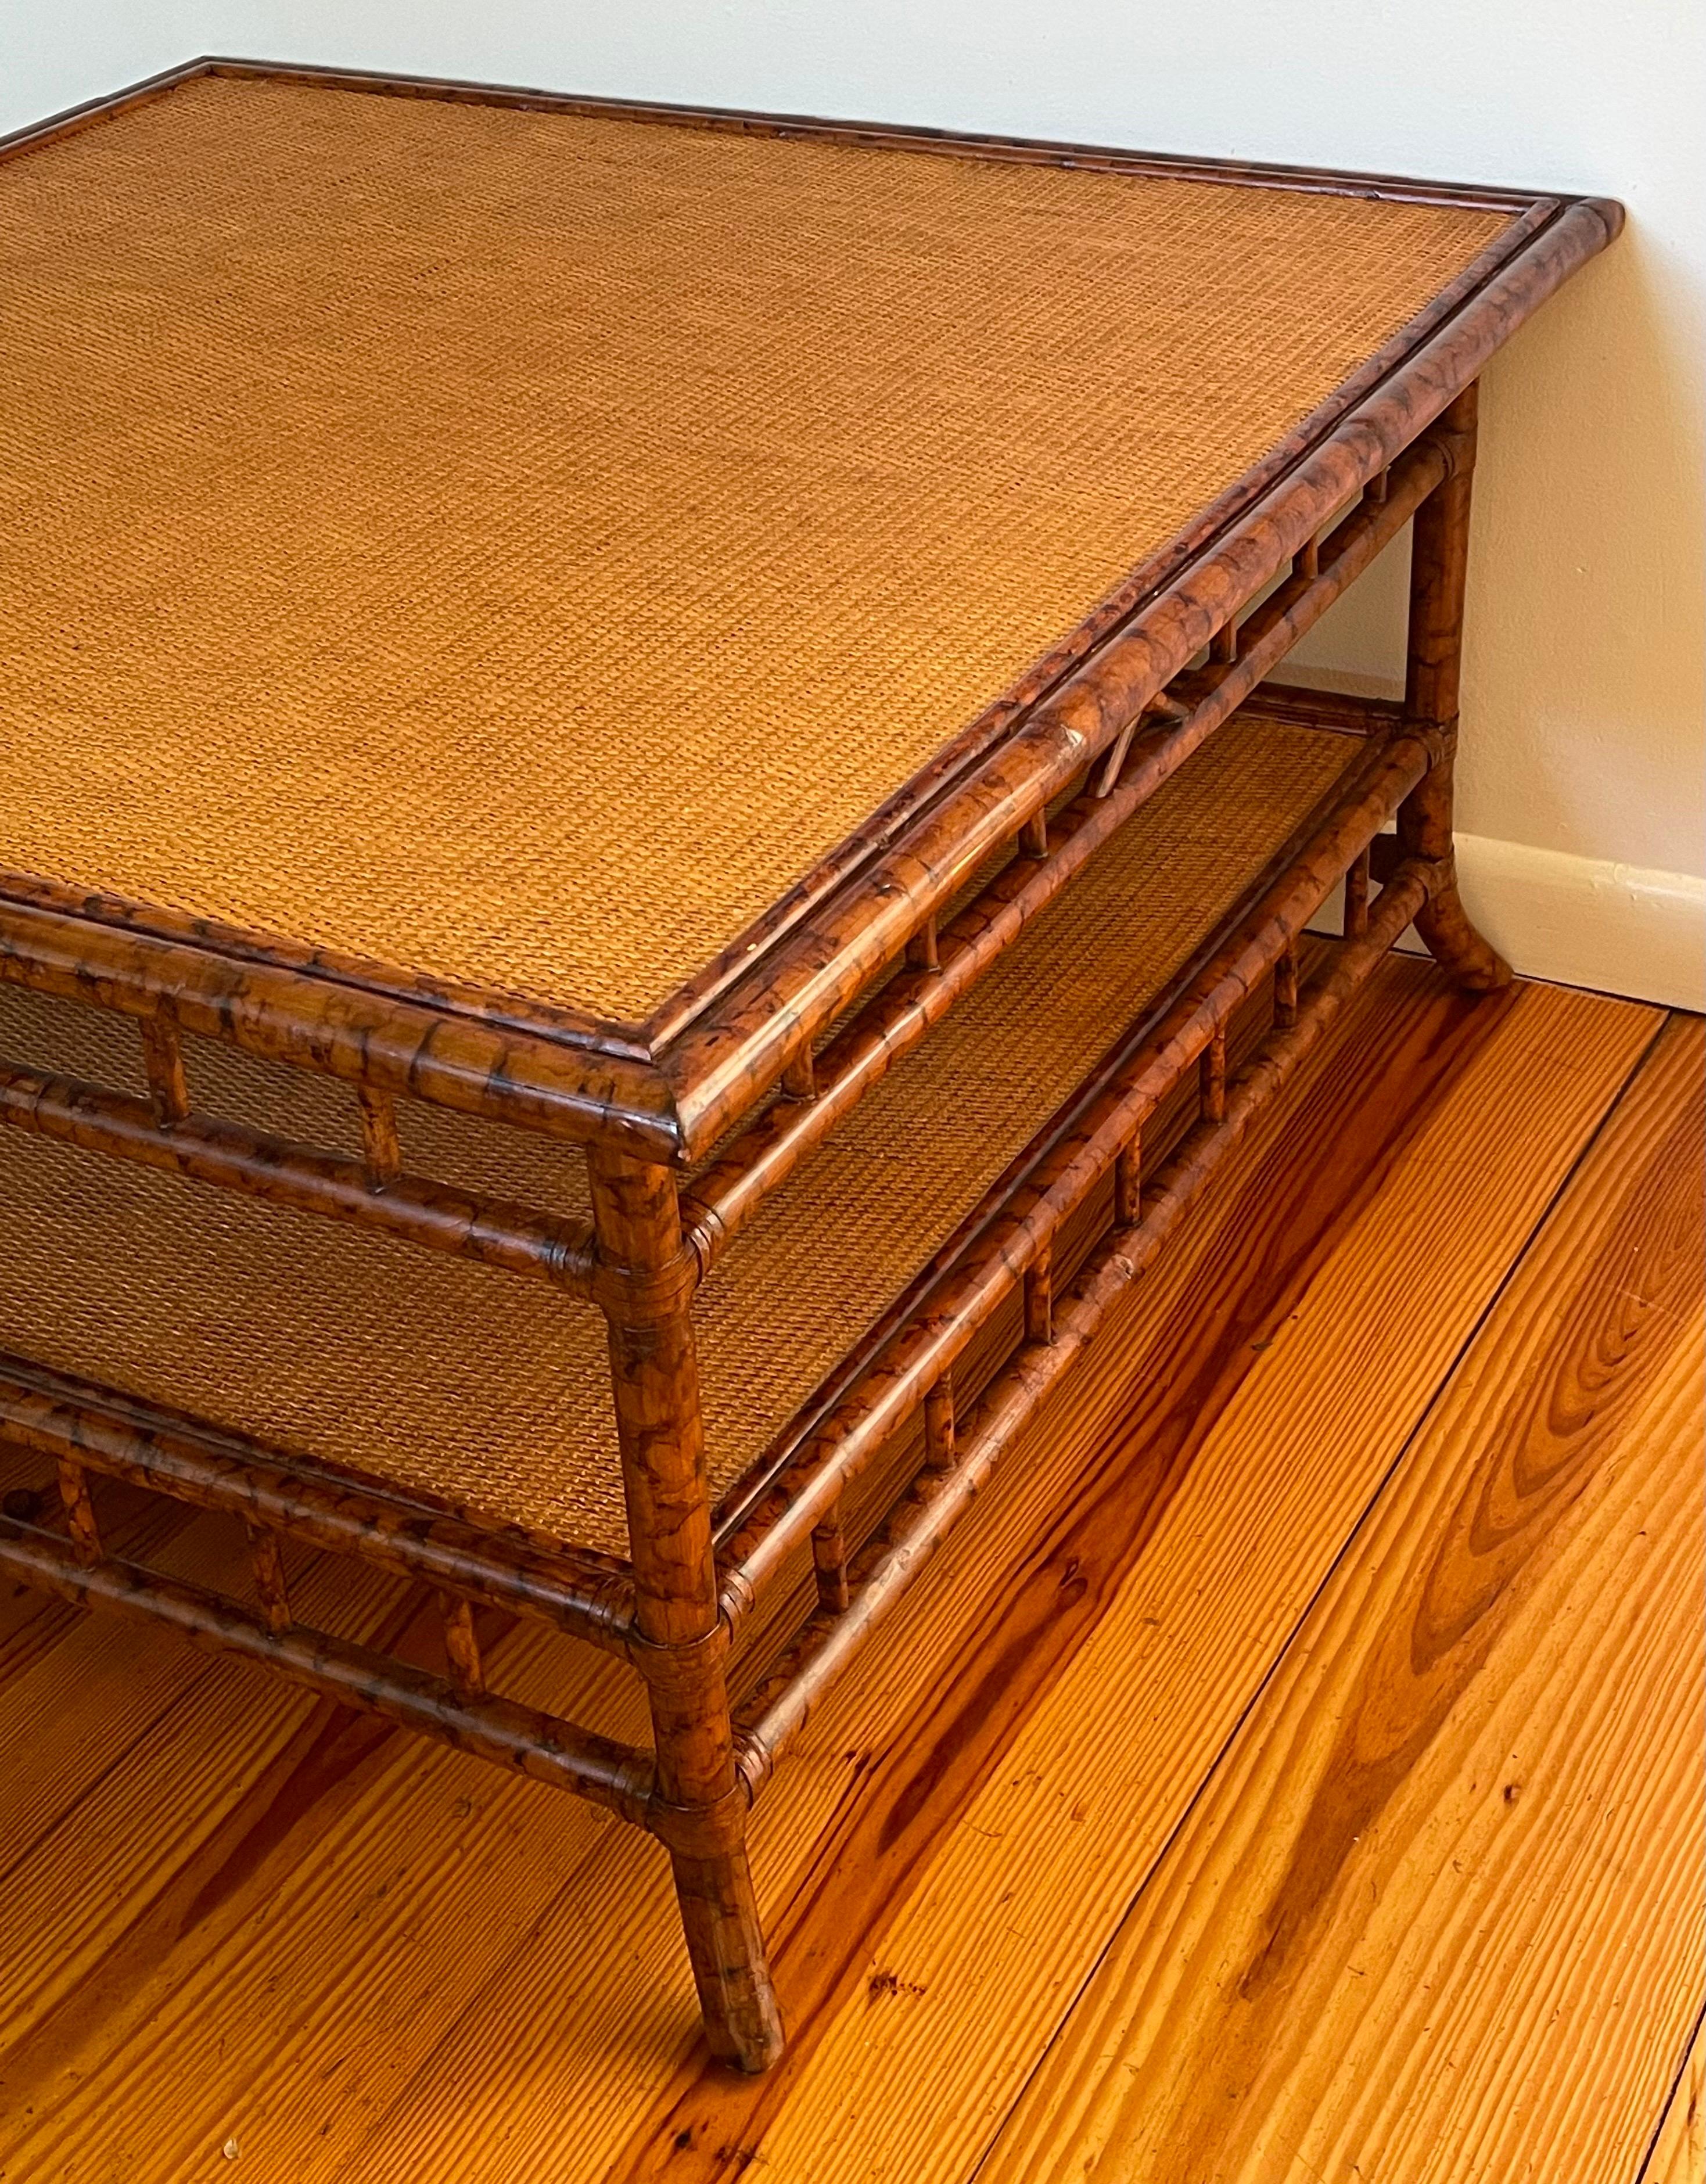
<box><xmin>0</xmin><ymin>1353</ymin><xmax>635</xmax><ymax>1647</ymax></box>
<box><xmin>736</xmin><ymin>858</ymin><xmax>1431</xmax><ymax>1780</ymax></box>
<box><xmin>720</xmin><ymin>730</ymin><xmax>1432</xmax><ymax>1598</ymax></box>
<box><xmin>1398</xmin><ymin>382</ymin><xmax>1513</xmax><ymax>993</ymax></box>
<box><xmin>587</xmin><ymin>1150</ymin><xmax>783</xmax><ymax>2072</ymax></box>
<box><xmin>0</xmin><ymin>1063</ymin><xmax>597</xmax><ymax>1293</ymax></box>
<box><xmin>0</xmin><ymin>1510</ymin><xmax>656</xmax><ymax>1812</ymax></box>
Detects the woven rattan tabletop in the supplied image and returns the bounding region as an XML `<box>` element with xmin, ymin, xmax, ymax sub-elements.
<box><xmin>0</xmin><ymin>71</ymin><xmax>1518</xmax><ymax>1040</ymax></box>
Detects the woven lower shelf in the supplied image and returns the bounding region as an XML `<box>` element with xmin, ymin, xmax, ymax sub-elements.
<box><xmin>0</xmin><ymin>708</ymin><xmax>1358</xmax><ymax>1557</ymax></box>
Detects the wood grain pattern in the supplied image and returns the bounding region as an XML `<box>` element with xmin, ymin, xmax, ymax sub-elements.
<box><xmin>985</xmin><ymin>1017</ymin><xmax>1704</xmax><ymax>2184</ymax></box>
<box><xmin>631</xmin><ymin>982</ymin><xmax>1661</xmax><ymax>2184</ymax></box>
<box><xmin>0</xmin><ymin>968</ymin><xmax>1670</xmax><ymax>2183</ymax></box>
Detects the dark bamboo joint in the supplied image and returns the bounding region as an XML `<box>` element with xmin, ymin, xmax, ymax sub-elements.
<box><xmin>0</xmin><ymin>60</ymin><xmax>1619</xmax><ymax>2072</ymax></box>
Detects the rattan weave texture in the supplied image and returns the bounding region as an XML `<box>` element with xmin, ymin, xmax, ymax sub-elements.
<box><xmin>0</xmin><ymin>77</ymin><xmax>1504</xmax><ymax>1022</ymax></box>
<box><xmin>0</xmin><ymin>714</ymin><xmax>1355</xmax><ymax>1551</ymax></box>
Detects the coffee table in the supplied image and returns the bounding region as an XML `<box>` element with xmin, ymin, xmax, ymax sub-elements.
<box><xmin>0</xmin><ymin>60</ymin><xmax>1618</xmax><ymax>2069</ymax></box>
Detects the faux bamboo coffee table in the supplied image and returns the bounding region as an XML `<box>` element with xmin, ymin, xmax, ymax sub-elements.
<box><xmin>0</xmin><ymin>60</ymin><xmax>1617</xmax><ymax>2071</ymax></box>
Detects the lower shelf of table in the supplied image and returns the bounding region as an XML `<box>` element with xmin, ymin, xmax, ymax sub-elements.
<box><xmin>0</xmin><ymin>703</ymin><xmax>1364</xmax><ymax>1560</ymax></box>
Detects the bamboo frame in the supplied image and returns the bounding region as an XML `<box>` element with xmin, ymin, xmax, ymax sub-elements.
<box><xmin>0</xmin><ymin>60</ymin><xmax>1611</xmax><ymax>2072</ymax></box>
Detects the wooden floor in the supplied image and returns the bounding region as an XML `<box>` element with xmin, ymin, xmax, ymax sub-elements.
<box><xmin>1</xmin><ymin>957</ymin><xmax>1700</xmax><ymax>2183</ymax></box>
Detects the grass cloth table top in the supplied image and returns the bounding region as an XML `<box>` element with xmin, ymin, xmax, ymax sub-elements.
<box><xmin>0</xmin><ymin>73</ymin><xmax>1511</xmax><ymax>1032</ymax></box>
<box><xmin>0</xmin><ymin>709</ymin><xmax>1356</xmax><ymax>1553</ymax></box>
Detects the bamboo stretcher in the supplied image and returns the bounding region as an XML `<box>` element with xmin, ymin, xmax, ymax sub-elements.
<box><xmin>0</xmin><ymin>59</ymin><xmax>1619</xmax><ymax>2070</ymax></box>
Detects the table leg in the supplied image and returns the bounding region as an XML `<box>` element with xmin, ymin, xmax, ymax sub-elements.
<box><xmin>1399</xmin><ymin>381</ymin><xmax>1514</xmax><ymax>994</ymax></box>
<box><xmin>588</xmin><ymin>1148</ymin><xmax>784</xmax><ymax>2072</ymax></box>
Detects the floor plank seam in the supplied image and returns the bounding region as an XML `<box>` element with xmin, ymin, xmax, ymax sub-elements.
<box><xmin>967</xmin><ymin>998</ymin><xmax>1677</xmax><ymax>2184</ymax></box>
<box><xmin>1634</xmin><ymin>1996</ymin><xmax>1706</xmax><ymax>2181</ymax></box>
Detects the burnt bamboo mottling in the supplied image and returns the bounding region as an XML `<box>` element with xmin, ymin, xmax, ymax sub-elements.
<box><xmin>587</xmin><ymin>1150</ymin><xmax>784</xmax><ymax>2072</ymax></box>
<box><xmin>0</xmin><ymin>1061</ymin><xmax>597</xmax><ymax>1291</ymax></box>
<box><xmin>0</xmin><ymin>1355</ymin><xmax>636</xmax><ymax>1644</ymax></box>
<box><xmin>1397</xmin><ymin>384</ymin><xmax>1514</xmax><ymax>993</ymax></box>
<box><xmin>0</xmin><ymin>57</ymin><xmax>1618</xmax><ymax>2075</ymax></box>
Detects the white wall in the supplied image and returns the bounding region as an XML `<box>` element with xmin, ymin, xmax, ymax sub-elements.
<box><xmin>6</xmin><ymin>1</ymin><xmax>1703</xmax><ymax>998</ymax></box>
<box><xmin>0</xmin><ymin>3</ymin><xmax>200</xmax><ymax>138</ymax></box>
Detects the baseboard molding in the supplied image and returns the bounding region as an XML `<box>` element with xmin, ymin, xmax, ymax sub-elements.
<box><xmin>1311</xmin><ymin>834</ymin><xmax>1706</xmax><ymax>1010</ymax></box>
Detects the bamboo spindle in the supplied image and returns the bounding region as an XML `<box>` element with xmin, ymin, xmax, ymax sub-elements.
<box><xmin>923</xmin><ymin>1371</ymin><xmax>957</xmax><ymax>1473</ymax></box>
<box><xmin>1210</xmin><ymin>618</ymin><xmax>1240</xmax><ymax>666</ymax></box>
<box><xmin>1201</xmin><ymin>1027</ymin><xmax>1228</xmax><ymax>1126</ymax></box>
<box><xmin>440</xmin><ymin>1593</ymin><xmax>486</xmax><ymax>1698</ymax></box>
<box><xmin>1274</xmin><ymin>939</ymin><xmax>1300</xmax><ymax>1030</ymax></box>
<box><xmin>139</xmin><ymin>1006</ymin><xmax>189</xmax><ymax>1125</ymax></box>
<box><xmin>356</xmin><ymin>1085</ymin><xmax>402</xmax><ymax>1183</ymax></box>
<box><xmin>1114</xmin><ymin>1137</ymin><xmax>1143</xmax><ymax>1229</ymax></box>
<box><xmin>780</xmin><ymin>1050</ymin><xmax>817</xmax><ymax>1101</ymax></box>
<box><xmin>1019</xmin><ymin>810</ymin><xmax>1048</xmax><ymax>860</ymax></box>
<box><xmin>56</xmin><ymin>1457</ymin><xmax>100</xmax><ymax>1567</ymax></box>
<box><xmin>905</xmin><ymin>915</ymin><xmax>940</xmax><ymax>972</ymax></box>
<box><xmin>1343</xmin><ymin>846</ymin><xmax>1372</xmax><ymax>940</ymax></box>
<box><xmin>1024</xmin><ymin>1244</ymin><xmax>1054</xmax><ymax>1346</ymax></box>
<box><xmin>247</xmin><ymin>1522</ymin><xmax>292</xmax><ymax>1633</ymax></box>
<box><xmin>810</xmin><ymin>1506</ymin><xmax>851</xmax><ymax>1615</ymax></box>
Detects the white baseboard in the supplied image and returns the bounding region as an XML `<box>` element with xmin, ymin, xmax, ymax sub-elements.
<box><xmin>1310</xmin><ymin>834</ymin><xmax>1706</xmax><ymax>1011</ymax></box>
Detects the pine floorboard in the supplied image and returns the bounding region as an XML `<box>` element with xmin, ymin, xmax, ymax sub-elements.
<box><xmin>1642</xmin><ymin>2013</ymin><xmax>1706</xmax><ymax>2184</ymax></box>
<box><xmin>982</xmin><ymin>1016</ymin><xmax>1704</xmax><ymax>2184</ymax></box>
<box><xmin>0</xmin><ymin>964</ymin><xmax>1689</xmax><ymax>2184</ymax></box>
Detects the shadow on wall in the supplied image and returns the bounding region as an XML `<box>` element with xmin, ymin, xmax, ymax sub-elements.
<box><xmin>1288</xmin><ymin>222</ymin><xmax>1705</xmax><ymax>880</ymax></box>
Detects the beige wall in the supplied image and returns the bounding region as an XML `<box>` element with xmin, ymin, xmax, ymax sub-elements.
<box><xmin>1289</xmin><ymin>230</ymin><xmax>1704</xmax><ymax>879</ymax></box>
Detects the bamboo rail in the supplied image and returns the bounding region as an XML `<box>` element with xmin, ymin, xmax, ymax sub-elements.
<box><xmin>734</xmin><ymin>856</ymin><xmax>1431</xmax><ymax>1779</ymax></box>
<box><xmin>0</xmin><ymin>1063</ymin><xmax>598</xmax><ymax>1294</ymax></box>
<box><xmin>0</xmin><ymin>1355</ymin><xmax>635</xmax><ymax>1647</ymax></box>
<box><xmin>717</xmin><ymin>728</ymin><xmax>1434</xmax><ymax>1594</ymax></box>
<box><xmin>0</xmin><ymin>1510</ymin><xmax>656</xmax><ymax>1817</ymax></box>
<box><xmin>681</xmin><ymin>443</ymin><xmax>1445</xmax><ymax>1267</ymax></box>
